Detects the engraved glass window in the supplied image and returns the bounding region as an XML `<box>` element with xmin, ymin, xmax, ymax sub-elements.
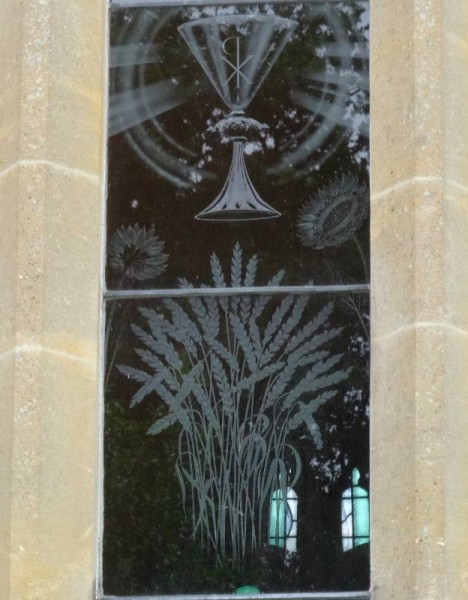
<box><xmin>102</xmin><ymin>0</ymin><xmax>370</xmax><ymax>597</ymax></box>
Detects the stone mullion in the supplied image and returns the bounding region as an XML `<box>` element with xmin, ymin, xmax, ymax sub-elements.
<box><xmin>5</xmin><ymin>0</ymin><xmax>105</xmax><ymax>599</ymax></box>
<box><xmin>372</xmin><ymin>0</ymin><xmax>468</xmax><ymax>598</ymax></box>
<box><xmin>441</xmin><ymin>1</ymin><xmax>468</xmax><ymax>598</ymax></box>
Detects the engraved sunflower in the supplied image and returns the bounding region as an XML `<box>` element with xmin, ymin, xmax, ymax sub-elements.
<box><xmin>297</xmin><ymin>174</ymin><xmax>368</xmax><ymax>249</ymax></box>
<box><xmin>108</xmin><ymin>224</ymin><xmax>168</xmax><ymax>282</ymax></box>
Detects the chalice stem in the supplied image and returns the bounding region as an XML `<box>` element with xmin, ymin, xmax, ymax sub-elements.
<box><xmin>196</xmin><ymin>139</ymin><xmax>280</xmax><ymax>221</ymax></box>
<box><xmin>225</xmin><ymin>139</ymin><xmax>259</xmax><ymax>205</ymax></box>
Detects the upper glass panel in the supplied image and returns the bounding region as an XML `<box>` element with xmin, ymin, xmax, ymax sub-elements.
<box><xmin>107</xmin><ymin>0</ymin><xmax>369</xmax><ymax>290</ymax></box>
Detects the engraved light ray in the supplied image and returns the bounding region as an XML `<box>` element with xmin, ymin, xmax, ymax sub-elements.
<box><xmin>109</xmin><ymin>79</ymin><xmax>187</xmax><ymax>137</ymax></box>
<box><xmin>109</xmin><ymin>6</ymin><xmax>369</xmax><ymax>187</ymax></box>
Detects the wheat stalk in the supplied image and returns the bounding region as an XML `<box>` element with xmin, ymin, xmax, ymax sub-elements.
<box><xmin>119</xmin><ymin>243</ymin><xmax>349</xmax><ymax>565</ymax></box>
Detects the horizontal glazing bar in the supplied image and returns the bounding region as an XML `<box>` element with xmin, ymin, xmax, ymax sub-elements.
<box><xmin>112</xmin><ymin>0</ymin><xmax>349</xmax><ymax>8</ymax></box>
<box><xmin>101</xmin><ymin>593</ymin><xmax>370</xmax><ymax>600</ymax></box>
<box><xmin>104</xmin><ymin>283</ymin><xmax>370</xmax><ymax>301</ymax></box>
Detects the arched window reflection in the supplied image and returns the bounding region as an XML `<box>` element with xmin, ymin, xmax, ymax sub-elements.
<box><xmin>269</xmin><ymin>488</ymin><xmax>298</xmax><ymax>554</ymax></box>
<box><xmin>341</xmin><ymin>468</ymin><xmax>370</xmax><ymax>552</ymax></box>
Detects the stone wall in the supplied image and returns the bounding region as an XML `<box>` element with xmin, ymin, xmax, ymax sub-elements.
<box><xmin>1</xmin><ymin>0</ymin><xmax>468</xmax><ymax>598</ymax></box>
<box><xmin>0</xmin><ymin>1</ymin><xmax>104</xmax><ymax>598</ymax></box>
<box><xmin>371</xmin><ymin>1</ymin><xmax>468</xmax><ymax>598</ymax></box>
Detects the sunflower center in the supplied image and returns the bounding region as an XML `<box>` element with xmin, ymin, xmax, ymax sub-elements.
<box><xmin>123</xmin><ymin>246</ymin><xmax>148</xmax><ymax>273</ymax></box>
<box><xmin>322</xmin><ymin>198</ymin><xmax>354</xmax><ymax>233</ymax></box>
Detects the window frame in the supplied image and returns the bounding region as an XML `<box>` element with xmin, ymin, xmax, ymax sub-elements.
<box><xmin>99</xmin><ymin>0</ymin><xmax>371</xmax><ymax>597</ymax></box>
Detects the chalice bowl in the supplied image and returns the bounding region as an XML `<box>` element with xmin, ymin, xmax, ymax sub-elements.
<box><xmin>178</xmin><ymin>14</ymin><xmax>297</xmax><ymax>221</ymax></box>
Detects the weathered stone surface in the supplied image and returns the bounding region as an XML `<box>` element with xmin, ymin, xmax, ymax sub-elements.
<box><xmin>371</xmin><ymin>0</ymin><xmax>468</xmax><ymax>598</ymax></box>
<box><xmin>0</xmin><ymin>0</ymin><xmax>22</xmax><ymax>173</ymax></box>
<box><xmin>0</xmin><ymin>0</ymin><xmax>104</xmax><ymax>598</ymax></box>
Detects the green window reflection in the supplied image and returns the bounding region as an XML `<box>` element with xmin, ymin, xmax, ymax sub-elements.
<box><xmin>269</xmin><ymin>487</ymin><xmax>298</xmax><ymax>554</ymax></box>
<box><xmin>341</xmin><ymin>468</ymin><xmax>370</xmax><ymax>552</ymax></box>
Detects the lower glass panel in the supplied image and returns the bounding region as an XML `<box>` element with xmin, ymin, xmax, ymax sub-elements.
<box><xmin>103</xmin><ymin>292</ymin><xmax>369</xmax><ymax>595</ymax></box>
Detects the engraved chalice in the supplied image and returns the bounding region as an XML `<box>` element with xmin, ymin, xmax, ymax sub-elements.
<box><xmin>178</xmin><ymin>14</ymin><xmax>297</xmax><ymax>221</ymax></box>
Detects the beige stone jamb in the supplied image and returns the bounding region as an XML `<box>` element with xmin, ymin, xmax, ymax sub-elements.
<box><xmin>371</xmin><ymin>0</ymin><xmax>468</xmax><ymax>599</ymax></box>
<box><xmin>0</xmin><ymin>1</ymin><xmax>105</xmax><ymax>599</ymax></box>
<box><xmin>0</xmin><ymin>1</ymin><xmax>22</xmax><ymax>597</ymax></box>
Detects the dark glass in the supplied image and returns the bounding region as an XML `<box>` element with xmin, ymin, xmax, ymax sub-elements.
<box><xmin>103</xmin><ymin>291</ymin><xmax>369</xmax><ymax>595</ymax></box>
<box><xmin>107</xmin><ymin>0</ymin><xmax>369</xmax><ymax>290</ymax></box>
<box><xmin>104</xmin><ymin>0</ymin><xmax>370</xmax><ymax>595</ymax></box>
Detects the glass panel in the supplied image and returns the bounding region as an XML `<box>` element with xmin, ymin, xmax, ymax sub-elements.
<box><xmin>104</xmin><ymin>0</ymin><xmax>370</xmax><ymax>595</ymax></box>
<box><xmin>103</xmin><ymin>290</ymin><xmax>369</xmax><ymax>595</ymax></box>
<box><xmin>107</xmin><ymin>0</ymin><xmax>369</xmax><ymax>290</ymax></box>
